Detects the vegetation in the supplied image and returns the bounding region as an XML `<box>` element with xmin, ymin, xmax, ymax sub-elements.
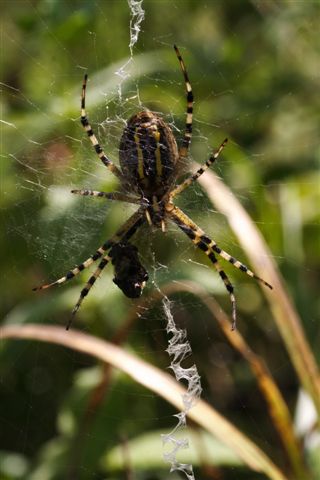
<box><xmin>1</xmin><ymin>1</ymin><xmax>319</xmax><ymax>479</ymax></box>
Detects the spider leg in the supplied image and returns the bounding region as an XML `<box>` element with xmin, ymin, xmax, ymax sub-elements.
<box><xmin>174</xmin><ymin>45</ymin><xmax>194</xmax><ymax>160</ymax></box>
<box><xmin>68</xmin><ymin>253</ymin><xmax>112</xmax><ymax>329</ymax></box>
<box><xmin>168</xmin><ymin>205</ymin><xmax>272</xmax><ymax>288</ymax></box>
<box><xmin>205</xmin><ymin>251</ymin><xmax>237</xmax><ymax>330</ymax></box>
<box><xmin>33</xmin><ymin>207</ymin><xmax>146</xmax><ymax>291</ymax></box>
<box><xmin>71</xmin><ymin>189</ymin><xmax>141</xmax><ymax>205</ymax></box>
<box><xmin>81</xmin><ymin>74</ymin><xmax>123</xmax><ymax>180</ymax></box>
<box><xmin>169</xmin><ymin>138</ymin><xmax>228</xmax><ymax>200</ymax></box>
<box><xmin>167</xmin><ymin>204</ymin><xmax>272</xmax><ymax>324</ymax></box>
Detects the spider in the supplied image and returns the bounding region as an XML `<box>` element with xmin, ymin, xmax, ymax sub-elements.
<box><xmin>34</xmin><ymin>45</ymin><xmax>272</xmax><ymax>330</ymax></box>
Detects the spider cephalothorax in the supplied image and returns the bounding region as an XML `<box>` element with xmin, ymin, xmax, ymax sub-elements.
<box><xmin>34</xmin><ymin>45</ymin><xmax>272</xmax><ymax>330</ymax></box>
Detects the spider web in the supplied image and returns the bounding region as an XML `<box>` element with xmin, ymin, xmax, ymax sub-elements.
<box><xmin>1</xmin><ymin>1</ymin><xmax>319</xmax><ymax>480</ymax></box>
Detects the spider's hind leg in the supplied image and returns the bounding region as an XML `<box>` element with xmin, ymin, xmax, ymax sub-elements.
<box><xmin>203</xmin><ymin>249</ymin><xmax>237</xmax><ymax>330</ymax></box>
<box><xmin>168</xmin><ymin>204</ymin><xmax>272</xmax><ymax>328</ymax></box>
<box><xmin>33</xmin><ymin>208</ymin><xmax>147</xmax><ymax>328</ymax></box>
<box><xmin>32</xmin><ymin>253</ymin><xmax>104</xmax><ymax>291</ymax></box>
<box><xmin>68</xmin><ymin>253</ymin><xmax>111</xmax><ymax>329</ymax></box>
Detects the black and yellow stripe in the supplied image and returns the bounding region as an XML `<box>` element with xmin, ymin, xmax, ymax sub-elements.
<box><xmin>169</xmin><ymin>205</ymin><xmax>272</xmax><ymax>288</ymax></box>
<box><xmin>71</xmin><ymin>189</ymin><xmax>140</xmax><ymax>204</ymax></box>
<box><xmin>168</xmin><ymin>204</ymin><xmax>272</xmax><ymax>327</ymax></box>
<box><xmin>205</xmin><ymin>250</ymin><xmax>237</xmax><ymax>330</ymax></box>
<box><xmin>169</xmin><ymin>138</ymin><xmax>228</xmax><ymax>200</ymax></box>
<box><xmin>81</xmin><ymin>74</ymin><xmax>123</xmax><ymax>179</ymax></box>
<box><xmin>119</xmin><ymin>112</ymin><xmax>178</xmax><ymax>196</ymax></box>
<box><xmin>174</xmin><ymin>45</ymin><xmax>194</xmax><ymax>160</ymax></box>
<box><xmin>68</xmin><ymin>255</ymin><xmax>111</xmax><ymax>328</ymax></box>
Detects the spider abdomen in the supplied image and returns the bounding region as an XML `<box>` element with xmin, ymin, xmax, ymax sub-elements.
<box><xmin>119</xmin><ymin>111</ymin><xmax>179</xmax><ymax>197</ymax></box>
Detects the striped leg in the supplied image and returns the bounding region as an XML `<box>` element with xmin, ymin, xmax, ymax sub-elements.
<box><xmin>169</xmin><ymin>138</ymin><xmax>228</xmax><ymax>200</ymax></box>
<box><xmin>68</xmin><ymin>254</ymin><xmax>112</xmax><ymax>329</ymax></box>
<box><xmin>33</xmin><ymin>208</ymin><xmax>146</xmax><ymax>292</ymax></box>
<box><xmin>169</xmin><ymin>205</ymin><xmax>272</xmax><ymax>288</ymax></box>
<box><xmin>174</xmin><ymin>45</ymin><xmax>194</xmax><ymax>160</ymax></box>
<box><xmin>168</xmin><ymin>205</ymin><xmax>272</xmax><ymax>326</ymax></box>
<box><xmin>204</xmin><ymin>250</ymin><xmax>237</xmax><ymax>330</ymax></box>
<box><xmin>33</xmin><ymin>253</ymin><xmax>103</xmax><ymax>291</ymax></box>
<box><xmin>71</xmin><ymin>189</ymin><xmax>140</xmax><ymax>204</ymax></box>
<box><xmin>81</xmin><ymin>74</ymin><xmax>123</xmax><ymax>180</ymax></box>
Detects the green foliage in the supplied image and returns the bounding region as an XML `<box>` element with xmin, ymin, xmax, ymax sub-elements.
<box><xmin>1</xmin><ymin>1</ymin><xmax>319</xmax><ymax>479</ymax></box>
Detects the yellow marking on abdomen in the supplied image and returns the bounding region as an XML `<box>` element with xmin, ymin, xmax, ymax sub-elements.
<box><xmin>134</xmin><ymin>131</ymin><xmax>145</xmax><ymax>180</ymax></box>
<box><xmin>154</xmin><ymin>130</ymin><xmax>163</xmax><ymax>178</ymax></box>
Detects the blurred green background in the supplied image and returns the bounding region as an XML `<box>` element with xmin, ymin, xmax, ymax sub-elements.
<box><xmin>1</xmin><ymin>1</ymin><xmax>319</xmax><ymax>479</ymax></box>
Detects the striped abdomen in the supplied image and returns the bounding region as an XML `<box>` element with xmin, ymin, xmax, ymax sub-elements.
<box><xmin>119</xmin><ymin>111</ymin><xmax>179</xmax><ymax>197</ymax></box>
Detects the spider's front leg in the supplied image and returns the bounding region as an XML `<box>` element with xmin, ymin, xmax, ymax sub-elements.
<box><xmin>167</xmin><ymin>204</ymin><xmax>272</xmax><ymax>329</ymax></box>
<box><xmin>80</xmin><ymin>74</ymin><xmax>123</xmax><ymax>180</ymax></box>
<box><xmin>174</xmin><ymin>45</ymin><xmax>194</xmax><ymax>161</ymax></box>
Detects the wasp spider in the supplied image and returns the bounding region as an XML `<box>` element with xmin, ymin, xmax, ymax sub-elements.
<box><xmin>34</xmin><ymin>45</ymin><xmax>272</xmax><ymax>330</ymax></box>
